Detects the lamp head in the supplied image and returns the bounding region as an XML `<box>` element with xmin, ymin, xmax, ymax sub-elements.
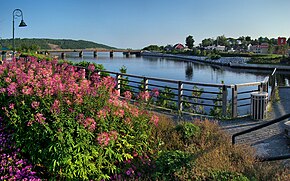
<box><xmin>19</xmin><ymin>20</ymin><xmax>27</xmax><ymax>27</ymax></box>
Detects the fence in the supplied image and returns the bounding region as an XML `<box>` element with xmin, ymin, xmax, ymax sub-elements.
<box><xmin>78</xmin><ymin>66</ymin><xmax>276</xmax><ymax>118</ymax></box>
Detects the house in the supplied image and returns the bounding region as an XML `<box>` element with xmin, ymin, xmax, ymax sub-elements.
<box><xmin>250</xmin><ymin>43</ymin><xmax>269</xmax><ymax>54</ymax></box>
<box><xmin>173</xmin><ymin>43</ymin><xmax>185</xmax><ymax>50</ymax></box>
<box><xmin>164</xmin><ymin>44</ymin><xmax>174</xmax><ymax>51</ymax></box>
<box><xmin>204</xmin><ymin>45</ymin><xmax>225</xmax><ymax>51</ymax></box>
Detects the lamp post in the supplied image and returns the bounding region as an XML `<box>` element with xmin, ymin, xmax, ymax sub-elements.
<box><xmin>12</xmin><ymin>9</ymin><xmax>27</xmax><ymax>59</ymax></box>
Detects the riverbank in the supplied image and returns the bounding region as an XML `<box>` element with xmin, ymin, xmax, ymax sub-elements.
<box><xmin>142</xmin><ymin>52</ymin><xmax>290</xmax><ymax>71</ymax></box>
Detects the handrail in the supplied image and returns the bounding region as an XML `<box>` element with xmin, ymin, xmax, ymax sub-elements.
<box><xmin>73</xmin><ymin>64</ymin><xmax>274</xmax><ymax>118</ymax></box>
<box><xmin>232</xmin><ymin>113</ymin><xmax>290</xmax><ymax>144</ymax></box>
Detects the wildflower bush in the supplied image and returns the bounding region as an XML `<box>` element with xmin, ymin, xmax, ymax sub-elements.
<box><xmin>0</xmin><ymin>57</ymin><xmax>160</xmax><ymax>180</ymax></box>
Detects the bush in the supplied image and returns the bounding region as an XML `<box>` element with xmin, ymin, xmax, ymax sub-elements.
<box><xmin>0</xmin><ymin>57</ymin><xmax>159</xmax><ymax>179</ymax></box>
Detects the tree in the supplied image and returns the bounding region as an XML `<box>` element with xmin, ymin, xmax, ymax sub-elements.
<box><xmin>185</xmin><ymin>35</ymin><xmax>195</xmax><ymax>49</ymax></box>
<box><xmin>201</xmin><ymin>38</ymin><xmax>214</xmax><ymax>47</ymax></box>
<box><xmin>215</xmin><ymin>35</ymin><xmax>229</xmax><ymax>47</ymax></box>
<box><xmin>245</xmin><ymin>36</ymin><xmax>251</xmax><ymax>42</ymax></box>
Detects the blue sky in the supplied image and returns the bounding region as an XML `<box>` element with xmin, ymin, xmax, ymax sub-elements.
<box><xmin>0</xmin><ymin>0</ymin><xmax>290</xmax><ymax>49</ymax></box>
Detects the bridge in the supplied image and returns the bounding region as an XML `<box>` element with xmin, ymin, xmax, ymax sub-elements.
<box><xmin>39</xmin><ymin>49</ymin><xmax>143</xmax><ymax>58</ymax></box>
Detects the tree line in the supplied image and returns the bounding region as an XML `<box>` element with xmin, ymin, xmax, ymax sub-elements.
<box><xmin>143</xmin><ymin>35</ymin><xmax>290</xmax><ymax>53</ymax></box>
<box><xmin>0</xmin><ymin>38</ymin><xmax>115</xmax><ymax>52</ymax></box>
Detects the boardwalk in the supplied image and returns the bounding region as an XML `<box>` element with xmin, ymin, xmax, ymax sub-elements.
<box><xmin>220</xmin><ymin>87</ymin><xmax>290</xmax><ymax>164</ymax></box>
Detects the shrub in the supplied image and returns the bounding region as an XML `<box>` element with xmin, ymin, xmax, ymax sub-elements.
<box><xmin>0</xmin><ymin>57</ymin><xmax>159</xmax><ymax>179</ymax></box>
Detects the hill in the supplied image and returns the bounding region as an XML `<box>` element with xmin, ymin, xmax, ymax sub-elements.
<box><xmin>0</xmin><ymin>38</ymin><xmax>116</xmax><ymax>50</ymax></box>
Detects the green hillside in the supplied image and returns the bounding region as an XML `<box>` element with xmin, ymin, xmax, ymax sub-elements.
<box><xmin>0</xmin><ymin>38</ymin><xmax>116</xmax><ymax>50</ymax></box>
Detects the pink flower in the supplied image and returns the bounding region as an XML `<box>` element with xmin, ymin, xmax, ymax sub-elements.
<box><xmin>0</xmin><ymin>88</ymin><xmax>6</xmax><ymax>93</ymax></box>
<box><xmin>31</xmin><ymin>101</ymin><xmax>40</xmax><ymax>109</ymax></box>
<box><xmin>83</xmin><ymin>117</ymin><xmax>96</xmax><ymax>131</ymax></box>
<box><xmin>138</xmin><ymin>91</ymin><xmax>150</xmax><ymax>101</ymax></box>
<box><xmin>124</xmin><ymin>91</ymin><xmax>132</xmax><ymax>100</ymax></box>
<box><xmin>35</xmin><ymin>113</ymin><xmax>46</xmax><ymax>124</ymax></box>
<box><xmin>151</xmin><ymin>88</ymin><xmax>159</xmax><ymax>97</ymax></box>
<box><xmin>97</xmin><ymin>131</ymin><xmax>118</xmax><ymax>146</ymax></box>
<box><xmin>50</xmin><ymin>99</ymin><xmax>60</xmax><ymax>114</ymax></box>
<box><xmin>150</xmin><ymin>115</ymin><xmax>159</xmax><ymax>126</ymax></box>
<box><xmin>22</xmin><ymin>86</ymin><xmax>33</xmax><ymax>95</ymax></box>
<box><xmin>9</xmin><ymin>103</ymin><xmax>15</xmax><ymax>109</ymax></box>
<box><xmin>5</xmin><ymin>77</ymin><xmax>11</xmax><ymax>83</ymax></box>
<box><xmin>88</xmin><ymin>64</ymin><xmax>95</xmax><ymax>72</ymax></box>
<box><xmin>7</xmin><ymin>82</ymin><xmax>18</xmax><ymax>96</ymax></box>
<box><xmin>113</xmin><ymin>109</ymin><xmax>125</xmax><ymax>118</ymax></box>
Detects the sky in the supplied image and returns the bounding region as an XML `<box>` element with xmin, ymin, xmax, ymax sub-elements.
<box><xmin>0</xmin><ymin>0</ymin><xmax>290</xmax><ymax>49</ymax></box>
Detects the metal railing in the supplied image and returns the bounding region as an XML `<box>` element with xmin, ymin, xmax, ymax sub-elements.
<box><xmin>232</xmin><ymin>113</ymin><xmax>290</xmax><ymax>161</ymax></box>
<box><xmin>76</xmin><ymin>66</ymin><xmax>276</xmax><ymax>118</ymax></box>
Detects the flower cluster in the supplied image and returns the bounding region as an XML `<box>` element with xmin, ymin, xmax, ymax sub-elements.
<box><xmin>0</xmin><ymin>57</ymin><xmax>161</xmax><ymax>179</ymax></box>
<box><xmin>0</xmin><ymin>117</ymin><xmax>40</xmax><ymax>180</ymax></box>
<box><xmin>97</xmin><ymin>131</ymin><xmax>119</xmax><ymax>146</ymax></box>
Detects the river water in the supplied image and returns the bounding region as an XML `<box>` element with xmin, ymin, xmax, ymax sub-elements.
<box><xmin>53</xmin><ymin>51</ymin><xmax>275</xmax><ymax>85</ymax></box>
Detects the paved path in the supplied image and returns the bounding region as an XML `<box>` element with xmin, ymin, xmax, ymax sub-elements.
<box><xmin>219</xmin><ymin>87</ymin><xmax>290</xmax><ymax>165</ymax></box>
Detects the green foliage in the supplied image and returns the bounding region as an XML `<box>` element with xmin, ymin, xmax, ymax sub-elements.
<box><xmin>142</xmin><ymin>45</ymin><xmax>163</xmax><ymax>51</ymax></box>
<box><xmin>185</xmin><ymin>35</ymin><xmax>195</xmax><ymax>49</ymax></box>
<box><xmin>119</xmin><ymin>65</ymin><xmax>132</xmax><ymax>94</ymax></box>
<box><xmin>208</xmin><ymin>170</ymin><xmax>249</xmax><ymax>181</ymax></box>
<box><xmin>248</xmin><ymin>54</ymin><xmax>284</xmax><ymax>64</ymax></box>
<box><xmin>208</xmin><ymin>53</ymin><xmax>221</xmax><ymax>60</ymax></box>
<box><xmin>175</xmin><ymin>122</ymin><xmax>201</xmax><ymax>142</ymax></box>
<box><xmin>152</xmin><ymin>150</ymin><xmax>195</xmax><ymax>180</ymax></box>
<box><xmin>155</xmin><ymin>87</ymin><xmax>177</xmax><ymax>109</ymax></box>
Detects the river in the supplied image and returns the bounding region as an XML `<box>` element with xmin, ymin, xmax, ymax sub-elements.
<box><xmin>51</xmin><ymin>51</ymin><xmax>283</xmax><ymax>85</ymax></box>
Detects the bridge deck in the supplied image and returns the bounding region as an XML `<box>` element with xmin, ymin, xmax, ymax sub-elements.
<box><xmin>43</xmin><ymin>49</ymin><xmax>142</xmax><ymax>53</ymax></box>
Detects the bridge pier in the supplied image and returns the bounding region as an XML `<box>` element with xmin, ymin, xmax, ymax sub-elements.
<box><xmin>93</xmin><ymin>51</ymin><xmax>98</xmax><ymax>58</ymax></box>
<box><xmin>135</xmin><ymin>52</ymin><xmax>141</xmax><ymax>57</ymax></box>
<box><xmin>61</xmin><ymin>52</ymin><xmax>66</xmax><ymax>59</ymax></box>
<box><xmin>110</xmin><ymin>51</ymin><xmax>113</xmax><ymax>58</ymax></box>
<box><xmin>123</xmin><ymin>52</ymin><xmax>130</xmax><ymax>58</ymax></box>
<box><xmin>79</xmin><ymin>51</ymin><xmax>83</xmax><ymax>58</ymax></box>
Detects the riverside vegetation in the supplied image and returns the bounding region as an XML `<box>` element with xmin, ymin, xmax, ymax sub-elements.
<box><xmin>0</xmin><ymin>57</ymin><xmax>289</xmax><ymax>180</ymax></box>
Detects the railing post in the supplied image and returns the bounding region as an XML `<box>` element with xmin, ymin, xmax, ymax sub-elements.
<box><xmin>222</xmin><ymin>85</ymin><xmax>228</xmax><ymax>117</ymax></box>
<box><xmin>116</xmin><ymin>73</ymin><xmax>121</xmax><ymax>95</ymax></box>
<box><xmin>231</xmin><ymin>85</ymin><xmax>238</xmax><ymax>118</ymax></box>
<box><xmin>178</xmin><ymin>81</ymin><xmax>183</xmax><ymax>112</ymax></box>
<box><xmin>143</xmin><ymin>77</ymin><xmax>148</xmax><ymax>92</ymax></box>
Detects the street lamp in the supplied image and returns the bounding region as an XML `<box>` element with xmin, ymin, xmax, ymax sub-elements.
<box><xmin>12</xmin><ymin>9</ymin><xmax>27</xmax><ymax>59</ymax></box>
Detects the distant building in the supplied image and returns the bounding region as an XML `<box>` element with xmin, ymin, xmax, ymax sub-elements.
<box><xmin>247</xmin><ymin>44</ymin><xmax>252</xmax><ymax>52</ymax></box>
<box><xmin>250</xmin><ymin>43</ymin><xmax>269</xmax><ymax>54</ymax></box>
<box><xmin>204</xmin><ymin>45</ymin><xmax>225</xmax><ymax>51</ymax></box>
<box><xmin>173</xmin><ymin>43</ymin><xmax>185</xmax><ymax>50</ymax></box>
<box><xmin>278</xmin><ymin>37</ymin><xmax>287</xmax><ymax>45</ymax></box>
<box><xmin>164</xmin><ymin>44</ymin><xmax>173</xmax><ymax>51</ymax></box>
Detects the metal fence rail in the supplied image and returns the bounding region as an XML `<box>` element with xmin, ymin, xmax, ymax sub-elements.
<box><xmin>75</xmin><ymin>65</ymin><xmax>276</xmax><ymax>118</ymax></box>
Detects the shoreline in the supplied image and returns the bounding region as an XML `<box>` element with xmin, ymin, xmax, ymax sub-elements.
<box><xmin>141</xmin><ymin>52</ymin><xmax>290</xmax><ymax>71</ymax></box>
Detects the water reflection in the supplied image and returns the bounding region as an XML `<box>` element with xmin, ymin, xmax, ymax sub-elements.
<box><xmin>185</xmin><ymin>63</ymin><xmax>193</xmax><ymax>80</ymax></box>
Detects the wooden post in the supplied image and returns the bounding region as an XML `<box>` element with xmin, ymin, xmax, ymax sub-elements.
<box><xmin>116</xmin><ymin>73</ymin><xmax>121</xmax><ymax>95</ymax></box>
<box><xmin>231</xmin><ymin>85</ymin><xmax>238</xmax><ymax>118</ymax></box>
<box><xmin>61</xmin><ymin>52</ymin><xmax>66</xmax><ymax>59</ymax></box>
<box><xmin>222</xmin><ymin>85</ymin><xmax>228</xmax><ymax>117</ymax></box>
<box><xmin>79</xmin><ymin>51</ymin><xmax>83</xmax><ymax>58</ymax></box>
<box><xmin>93</xmin><ymin>51</ymin><xmax>98</xmax><ymax>58</ymax></box>
<box><xmin>178</xmin><ymin>81</ymin><xmax>183</xmax><ymax>112</ymax></box>
<box><xmin>143</xmin><ymin>77</ymin><xmax>148</xmax><ymax>92</ymax></box>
